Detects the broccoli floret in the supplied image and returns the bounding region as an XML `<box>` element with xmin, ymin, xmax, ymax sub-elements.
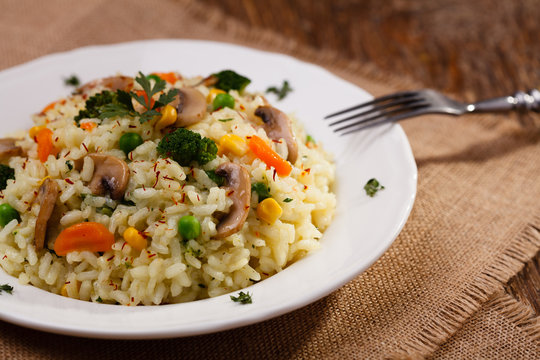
<box><xmin>0</xmin><ymin>165</ymin><xmax>14</xmax><ymax>191</ymax></box>
<box><xmin>213</xmin><ymin>70</ymin><xmax>251</xmax><ymax>92</ymax></box>
<box><xmin>157</xmin><ymin>128</ymin><xmax>218</xmax><ymax>166</ymax></box>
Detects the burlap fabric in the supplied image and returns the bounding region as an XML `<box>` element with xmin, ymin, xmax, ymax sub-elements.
<box><xmin>1</xmin><ymin>1</ymin><xmax>539</xmax><ymax>358</ymax></box>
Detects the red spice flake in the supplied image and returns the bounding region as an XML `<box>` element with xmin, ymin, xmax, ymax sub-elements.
<box><xmin>246</xmin><ymin>136</ymin><xmax>252</xmax><ymax>139</ymax></box>
<box><xmin>304</xmin><ymin>185</ymin><xmax>308</xmax><ymax>190</ymax></box>
<box><xmin>107</xmin><ymin>255</ymin><xmax>115</xmax><ymax>262</ymax></box>
<box><xmin>272</xmin><ymin>139</ymin><xmax>282</xmax><ymax>143</ymax></box>
<box><xmin>153</xmin><ymin>171</ymin><xmax>161</xmax><ymax>188</ymax></box>
<box><xmin>165</xmin><ymin>159</ymin><xmax>171</xmax><ymax>164</ymax></box>
<box><xmin>22</xmin><ymin>161</ymin><xmax>27</xmax><ymax>169</ymax></box>
<box><xmin>239</xmin><ymin>105</ymin><xmax>245</xmax><ymax>110</ymax></box>
<box><xmin>128</xmin><ymin>125</ymin><xmax>136</xmax><ymax>128</ymax></box>
<box><xmin>158</xmin><ymin>209</ymin><xmax>164</xmax><ymax>213</ymax></box>
<box><xmin>158</xmin><ymin>220</ymin><xmax>166</xmax><ymax>224</ymax></box>
<box><xmin>116</xmin><ymin>120</ymin><xmax>121</xmax><ymax>127</ymax></box>
<box><xmin>63</xmin><ymin>150</ymin><xmax>71</xmax><ymax>158</ymax></box>
<box><xmin>0</xmin><ymin>195</ymin><xmax>4</xmax><ymax>199</ymax></box>
<box><xmin>180</xmin><ymin>193</ymin><xmax>186</xmax><ymax>203</ymax></box>
<box><xmin>142</xmin><ymin>185</ymin><xmax>146</xmax><ymax>191</ymax></box>
<box><xmin>2</xmin><ymin>255</ymin><xmax>7</xmax><ymax>260</ymax></box>
<box><xmin>82</xmin><ymin>94</ymin><xmax>88</xmax><ymax>100</ymax></box>
<box><xmin>196</xmin><ymin>194</ymin><xmax>200</xmax><ymax>201</ymax></box>
<box><xmin>121</xmin><ymin>242</ymin><xmax>127</xmax><ymax>250</ymax></box>
<box><xmin>65</xmin><ymin>178</ymin><xmax>74</xmax><ymax>184</ymax></box>
<box><xmin>139</xmin><ymin>231</ymin><xmax>149</xmax><ymax>239</ymax></box>
<box><xmin>181</xmin><ymin>183</ymin><xmax>186</xmax><ymax>190</ymax></box>
<box><xmin>54</xmin><ymin>137</ymin><xmax>59</xmax><ymax>142</ymax></box>
<box><xmin>146</xmin><ymin>130</ymin><xmax>151</xmax><ymax>135</ymax></box>
<box><xmin>60</xmin><ymin>99</ymin><xmax>66</xmax><ymax>105</ymax></box>
<box><xmin>163</xmin><ymin>175</ymin><xmax>173</xmax><ymax>180</ymax></box>
<box><xmin>148</xmin><ymin>253</ymin><xmax>156</xmax><ymax>259</ymax></box>
<box><xmin>273</xmin><ymin>169</ymin><xmax>277</xmax><ymax>181</ymax></box>
<box><xmin>23</xmin><ymin>201</ymin><xmax>29</xmax><ymax>205</ymax></box>
<box><xmin>244</xmin><ymin>205</ymin><xmax>250</xmax><ymax>210</ymax></box>
<box><xmin>33</xmin><ymin>191</ymin><xmax>38</xmax><ymax>196</ymax></box>
<box><xmin>129</xmin><ymin>152</ymin><xmax>133</xmax><ymax>161</ymax></box>
<box><xmin>82</xmin><ymin>143</ymin><xmax>88</xmax><ymax>152</ymax></box>
<box><xmin>226</xmin><ymin>190</ymin><xmax>235</xmax><ymax>197</ymax></box>
<box><xmin>132</xmin><ymin>170</ymin><xmax>137</xmax><ymax>174</ymax></box>
<box><xmin>153</xmin><ymin>162</ymin><xmax>158</xmax><ymax>172</ymax></box>
<box><xmin>255</xmin><ymin>231</ymin><xmax>260</xmax><ymax>237</ymax></box>
<box><xmin>172</xmin><ymin>196</ymin><xmax>178</xmax><ymax>205</ymax></box>
<box><xmin>65</xmin><ymin>281</ymin><xmax>71</xmax><ymax>284</ymax></box>
<box><xmin>131</xmin><ymin>297</ymin><xmax>134</xmax><ymax>302</ymax></box>
<box><xmin>262</xmin><ymin>272</ymin><xmax>269</xmax><ymax>276</ymax></box>
<box><xmin>305</xmin><ymin>168</ymin><xmax>311</xmax><ymax>174</ymax></box>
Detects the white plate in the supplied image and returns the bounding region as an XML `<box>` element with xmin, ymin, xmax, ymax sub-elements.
<box><xmin>0</xmin><ymin>40</ymin><xmax>416</xmax><ymax>339</ymax></box>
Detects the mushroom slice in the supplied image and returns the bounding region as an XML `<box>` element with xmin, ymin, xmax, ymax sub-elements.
<box><xmin>0</xmin><ymin>138</ymin><xmax>22</xmax><ymax>160</ymax></box>
<box><xmin>171</xmin><ymin>88</ymin><xmax>207</xmax><ymax>127</ymax></box>
<box><xmin>76</xmin><ymin>75</ymin><xmax>134</xmax><ymax>95</ymax></box>
<box><xmin>87</xmin><ymin>153</ymin><xmax>130</xmax><ymax>200</ymax></box>
<box><xmin>34</xmin><ymin>178</ymin><xmax>60</xmax><ymax>251</ymax></box>
<box><xmin>214</xmin><ymin>162</ymin><xmax>251</xmax><ymax>239</ymax></box>
<box><xmin>255</xmin><ymin>106</ymin><xmax>298</xmax><ymax>164</ymax></box>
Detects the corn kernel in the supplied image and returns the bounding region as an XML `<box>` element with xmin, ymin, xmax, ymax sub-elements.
<box><xmin>123</xmin><ymin>227</ymin><xmax>147</xmax><ymax>251</ymax></box>
<box><xmin>155</xmin><ymin>105</ymin><xmax>177</xmax><ymax>131</ymax></box>
<box><xmin>219</xmin><ymin>134</ymin><xmax>248</xmax><ymax>157</ymax></box>
<box><xmin>207</xmin><ymin>88</ymin><xmax>226</xmax><ymax>103</ymax></box>
<box><xmin>256</xmin><ymin>198</ymin><xmax>283</xmax><ymax>224</ymax></box>
<box><xmin>29</xmin><ymin>125</ymin><xmax>46</xmax><ymax>139</ymax></box>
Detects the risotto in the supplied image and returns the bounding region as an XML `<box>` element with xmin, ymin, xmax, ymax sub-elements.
<box><xmin>0</xmin><ymin>70</ymin><xmax>336</xmax><ymax>305</ymax></box>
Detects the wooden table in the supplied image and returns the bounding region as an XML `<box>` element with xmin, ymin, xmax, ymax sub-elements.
<box><xmin>201</xmin><ymin>0</ymin><xmax>540</xmax><ymax>313</ymax></box>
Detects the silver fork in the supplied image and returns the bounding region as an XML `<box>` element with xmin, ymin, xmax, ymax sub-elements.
<box><xmin>325</xmin><ymin>89</ymin><xmax>540</xmax><ymax>135</ymax></box>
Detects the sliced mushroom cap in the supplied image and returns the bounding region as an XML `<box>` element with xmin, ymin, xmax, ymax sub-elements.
<box><xmin>34</xmin><ymin>178</ymin><xmax>59</xmax><ymax>251</ymax></box>
<box><xmin>214</xmin><ymin>162</ymin><xmax>251</xmax><ymax>238</ymax></box>
<box><xmin>255</xmin><ymin>106</ymin><xmax>298</xmax><ymax>164</ymax></box>
<box><xmin>170</xmin><ymin>88</ymin><xmax>207</xmax><ymax>127</ymax></box>
<box><xmin>76</xmin><ymin>76</ymin><xmax>134</xmax><ymax>95</ymax></box>
<box><xmin>87</xmin><ymin>153</ymin><xmax>130</xmax><ymax>200</ymax></box>
<box><xmin>0</xmin><ymin>138</ymin><xmax>22</xmax><ymax>160</ymax></box>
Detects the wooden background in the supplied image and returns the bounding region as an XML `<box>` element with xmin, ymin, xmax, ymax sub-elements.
<box><xmin>200</xmin><ymin>0</ymin><xmax>540</xmax><ymax>312</ymax></box>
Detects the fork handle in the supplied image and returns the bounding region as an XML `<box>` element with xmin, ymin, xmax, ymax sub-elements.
<box><xmin>469</xmin><ymin>89</ymin><xmax>540</xmax><ymax>113</ymax></box>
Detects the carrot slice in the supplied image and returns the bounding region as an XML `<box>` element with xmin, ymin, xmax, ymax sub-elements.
<box><xmin>36</xmin><ymin>128</ymin><xmax>58</xmax><ymax>162</ymax></box>
<box><xmin>247</xmin><ymin>135</ymin><xmax>292</xmax><ymax>177</ymax></box>
<box><xmin>135</xmin><ymin>90</ymin><xmax>156</xmax><ymax>109</ymax></box>
<box><xmin>53</xmin><ymin>222</ymin><xmax>115</xmax><ymax>256</ymax></box>
<box><xmin>80</xmin><ymin>122</ymin><xmax>97</xmax><ymax>131</ymax></box>
<box><xmin>152</xmin><ymin>72</ymin><xmax>178</xmax><ymax>85</ymax></box>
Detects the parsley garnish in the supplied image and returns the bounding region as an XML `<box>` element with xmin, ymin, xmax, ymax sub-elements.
<box><xmin>74</xmin><ymin>72</ymin><xmax>178</xmax><ymax>124</ymax></box>
<box><xmin>0</xmin><ymin>284</ymin><xmax>13</xmax><ymax>295</ymax></box>
<box><xmin>252</xmin><ymin>182</ymin><xmax>271</xmax><ymax>202</ymax></box>
<box><xmin>364</xmin><ymin>178</ymin><xmax>385</xmax><ymax>197</ymax></box>
<box><xmin>306</xmin><ymin>134</ymin><xmax>316</xmax><ymax>145</ymax></box>
<box><xmin>230</xmin><ymin>291</ymin><xmax>252</xmax><ymax>304</ymax></box>
<box><xmin>66</xmin><ymin>160</ymin><xmax>73</xmax><ymax>171</ymax></box>
<box><xmin>95</xmin><ymin>296</ymin><xmax>103</xmax><ymax>303</ymax></box>
<box><xmin>283</xmin><ymin>198</ymin><xmax>293</xmax><ymax>203</ymax></box>
<box><xmin>218</xmin><ymin>118</ymin><xmax>234</xmax><ymax>122</ymax></box>
<box><xmin>266</xmin><ymin>80</ymin><xmax>293</xmax><ymax>100</ymax></box>
<box><xmin>205</xmin><ymin>170</ymin><xmax>225</xmax><ymax>186</ymax></box>
<box><xmin>64</xmin><ymin>75</ymin><xmax>80</xmax><ymax>87</ymax></box>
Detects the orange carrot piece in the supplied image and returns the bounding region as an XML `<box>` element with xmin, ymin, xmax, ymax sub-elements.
<box><xmin>80</xmin><ymin>122</ymin><xmax>97</xmax><ymax>131</ymax></box>
<box><xmin>247</xmin><ymin>135</ymin><xmax>292</xmax><ymax>177</ymax></box>
<box><xmin>54</xmin><ymin>222</ymin><xmax>115</xmax><ymax>256</ymax></box>
<box><xmin>135</xmin><ymin>90</ymin><xmax>156</xmax><ymax>109</ymax></box>
<box><xmin>152</xmin><ymin>72</ymin><xmax>178</xmax><ymax>85</ymax></box>
<box><xmin>41</xmin><ymin>101</ymin><xmax>57</xmax><ymax>114</ymax></box>
<box><xmin>36</xmin><ymin>128</ymin><xmax>57</xmax><ymax>162</ymax></box>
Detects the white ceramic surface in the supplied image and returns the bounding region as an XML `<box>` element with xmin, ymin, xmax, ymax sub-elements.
<box><xmin>0</xmin><ymin>40</ymin><xmax>417</xmax><ymax>339</ymax></box>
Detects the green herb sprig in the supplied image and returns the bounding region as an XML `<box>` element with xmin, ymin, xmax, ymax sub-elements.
<box><xmin>230</xmin><ymin>291</ymin><xmax>252</xmax><ymax>304</ymax></box>
<box><xmin>266</xmin><ymin>80</ymin><xmax>293</xmax><ymax>100</ymax></box>
<box><xmin>0</xmin><ymin>284</ymin><xmax>13</xmax><ymax>295</ymax></box>
<box><xmin>364</xmin><ymin>178</ymin><xmax>385</xmax><ymax>197</ymax></box>
<box><xmin>64</xmin><ymin>75</ymin><xmax>80</xmax><ymax>87</ymax></box>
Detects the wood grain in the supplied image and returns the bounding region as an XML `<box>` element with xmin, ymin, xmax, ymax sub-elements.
<box><xmin>201</xmin><ymin>0</ymin><xmax>540</xmax><ymax>313</ymax></box>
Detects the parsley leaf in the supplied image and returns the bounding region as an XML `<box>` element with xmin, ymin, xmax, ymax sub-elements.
<box><xmin>364</xmin><ymin>178</ymin><xmax>385</xmax><ymax>197</ymax></box>
<box><xmin>64</xmin><ymin>75</ymin><xmax>80</xmax><ymax>87</ymax></box>
<box><xmin>131</xmin><ymin>72</ymin><xmax>178</xmax><ymax>123</ymax></box>
<box><xmin>205</xmin><ymin>170</ymin><xmax>225</xmax><ymax>186</ymax></box>
<box><xmin>230</xmin><ymin>291</ymin><xmax>252</xmax><ymax>304</ymax></box>
<box><xmin>266</xmin><ymin>80</ymin><xmax>293</xmax><ymax>100</ymax></box>
<box><xmin>218</xmin><ymin>118</ymin><xmax>233</xmax><ymax>122</ymax></box>
<box><xmin>283</xmin><ymin>198</ymin><xmax>293</xmax><ymax>203</ymax></box>
<box><xmin>0</xmin><ymin>284</ymin><xmax>13</xmax><ymax>295</ymax></box>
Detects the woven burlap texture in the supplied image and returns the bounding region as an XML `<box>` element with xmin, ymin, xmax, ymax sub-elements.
<box><xmin>1</xmin><ymin>1</ymin><xmax>539</xmax><ymax>359</ymax></box>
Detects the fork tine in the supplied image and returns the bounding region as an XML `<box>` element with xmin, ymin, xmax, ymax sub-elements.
<box><xmin>328</xmin><ymin>96</ymin><xmax>424</xmax><ymax>127</ymax></box>
<box><xmin>333</xmin><ymin>102</ymin><xmax>430</xmax><ymax>134</ymax></box>
<box><xmin>324</xmin><ymin>91</ymin><xmax>419</xmax><ymax>119</ymax></box>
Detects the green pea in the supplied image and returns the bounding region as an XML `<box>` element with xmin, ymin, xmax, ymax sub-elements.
<box><xmin>146</xmin><ymin>74</ymin><xmax>162</xmax><ymax>82</ymax></box>
<box><xmin>119</xmin><ymin>132</ymin><xmax>143</xmax><ymax>154</ymax></box>
<box><xmin>0</xmin><ymin>203</ymin><xmax>20</xmax><ymax>227</ymax></box>
<box><xmin>178</xmin><ymin>215</ymin><xmax>201</xmax><ymax>240</ymax></box>
<box><xmin>212</xmin><ymin>93</ymin><xmax>235</xmax><ymax>111</ymax></box>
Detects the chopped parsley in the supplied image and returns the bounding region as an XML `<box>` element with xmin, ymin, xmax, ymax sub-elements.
<box><xmin>306</xmin><ymin>134</ymin><xmax>316</xmax><ymax>145</ymax></box>
<box><xmin>95</xmin><ymin>296</ymin><xmax>103</xmax><ymax>303</ymax></box>
<box><xmin>230</xmin><ymin>291</ymin><xmax>252</xmax><ymax>304</ymax></box>
<box><xmin>64</xmin><ymin>75</ymin><xmax>80</xmax><ymax>87</ymax></box>
<box><xmin>364</xmin><ymin>178</ymin><xmax>385</xmax><ymax>197</ymax></box>
<box><xmin>266</xmin><ymin>80</ymin><xmax>293</xmax><ymax>100</ymax></box>
<box><xmin>0</xmin><ymin>283</ymin><xmax>13</xmax><ymax>295</ymax></box>
<box><xmin>205</xmin><ymin>170</ymin><xmax>225</xmax><ymax>186</ymax></box>
<box><xmin>213</xmin><ymin>70</ymin><xmax>251</xmax><ymax>92</ymax></box>
<box><xmin>0</xmin><ymin>164</ymin><xmax>15</xmax><ymax>190</ymax></box>
<box><xmin>124</xmin><ymin>262</ymin><xmax>132</xmax><ymax>269</ymax></box>
<box><xmin>218</xmin><ymin>118</ymin><xmax>234</xmax><ymax>122</ymax></box>
<box><xmin>252</xmin><ymin>182</ymin><xmax>271</xmax><ymax>202</ymax></box>
<box><xmin>65</xmin><ymin>160</ymin><xmax>73</xmax><ymax>171</ymax></box>
<box><xmin>283</xmin><ymin>198</ymin><xmax>293</xmax><ymax>203</ymax></box>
